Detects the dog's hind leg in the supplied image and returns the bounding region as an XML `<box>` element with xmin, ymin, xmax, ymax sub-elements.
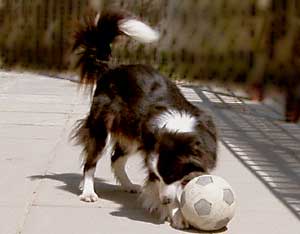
<box><xmin>111</xmin><ymin>143</ymin><xmax>141</xmax><ymax>193</ymax></box>
<box><xmin>80</xmin><ymin>165</ymin><xmax>98</xmax><ymax>202</ymax></box>
<box><xmin>76</xmin><ymin>115</ymin><xmax>113</xmax><ymax>202</ymax></box>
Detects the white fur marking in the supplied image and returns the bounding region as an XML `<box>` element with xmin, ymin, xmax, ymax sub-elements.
<box><xmin>140</xmin><ymin>181</ymin><xmax>169</xmax><ymax>221</ymax></box>
<box><xmin>95</xmin><ymin>13</ymin><xmax>101</xmax><ymax>26</ymax></box>
<box><xmin>112</xmin><ymin>155</ymin><xmax>140</xmax><ymax>192</ymax></box>
<box><xmin>80</xmin><ymin>134</ymin><xmax>114</xmax><ymax>202</ymax></box>
<box><xmin>170</xmin><ymin>206</ymin><xmax>190</xmax><ymax>229</ymax></box>
<box><xmin>112</xmin><ymin>156</ymin><xmax>130</xmax><ymax>185</ymax></box>
<box><xmin>159</xmin><ymin>181</ymin><xmax>181</xmax><ymax>204</ymax></box>
<box><xmin>140</xmin><ymin>181</ymin><xmax>160</xmax><ymax>212</ymax></box>
<box><xmin>83</xmin><ymin>168</ymin><xmax>95</xmax><ymax>193</ymax></box>
<box><xmin>167</xmin><ymin>191</ymin><xmax>189</xmax><ymax>229</ymax></box>
<box><xmin>119</xmin><ymin>19</ymin><xmax>160</xmax><ymax>43</ymax></box>
<box><xmin>103</xmin><ymin>133</ymin><xmax>114</xmax><ymax>157</ymax></box>
<box><xmin>148</xmin><ymin>154</ymin><xmax>182</xmax><ymax>204</ymax></box>
<box><xmin>156</xmin><ymin>110</ymin><xmax>196</xmax><ymax>133</ymax></box>
<box><xmin>148</xmin><ymin>154</ymin><xmax>161</xmax><ymax>179</ymax></box>
<box><xmin>80</xmin><ymin>167</ymin><xmax>99</xmax><ymax>202</ymax></box>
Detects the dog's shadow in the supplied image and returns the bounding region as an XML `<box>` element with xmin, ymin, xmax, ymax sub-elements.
<box><xmin>30</xmin><ymin>173</ymin><xmax>163</xmax><ymax>223</ymax></box>
<box><xmin>29</xmin><ymin>173</ymin><xmax>227</xmax><ymax>233</ymax></box>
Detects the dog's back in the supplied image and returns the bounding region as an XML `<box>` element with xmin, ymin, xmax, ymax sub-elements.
<box><xmin>94</xmin><ymin>64</ymin><xmax>200</xmax><ymax>113</ymax></box>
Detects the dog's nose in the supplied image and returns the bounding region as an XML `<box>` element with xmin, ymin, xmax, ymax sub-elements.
<box><xmin>161</xmin><ymin>196</ymin><xmax>172</xmax><ymax>205</ymax></box>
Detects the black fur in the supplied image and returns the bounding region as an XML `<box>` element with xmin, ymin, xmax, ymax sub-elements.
<box><xmin>72</xmin><ymin>9</ymin><xmax>218</xmax><ymax>224</ymax></box>
<box><xmin>73</xmin><ymin>10</ymin><xmax>131</xmax><ymax>85</ymax></box>
<box><xmin>74</xmin><ymin>63</ymin><xmax>217</xmax><ymax>180</ymax></box>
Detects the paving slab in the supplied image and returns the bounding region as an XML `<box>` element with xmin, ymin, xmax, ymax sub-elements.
<box><xmin>0</xmin><ymin>207</ymin><xmax>25</xmax><ymax>234</ymax></box>
<box><xmin>0</xmin><ymin>125</ymin><xmax>62</xmax><ymax>140</ymax></box>
<box><xmin>21</xmin><ymin>207</ymin><xmax>179</xmax><ymax>234</ymax></box>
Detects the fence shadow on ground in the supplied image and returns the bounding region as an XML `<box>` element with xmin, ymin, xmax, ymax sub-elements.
<box><xmin>188</xmin><ymin>86</ymin><xmax>300</xmax><ymax>220</ymax></box>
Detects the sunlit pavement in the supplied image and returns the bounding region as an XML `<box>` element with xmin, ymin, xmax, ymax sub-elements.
<box><xmin>0</xmin><ymin>71</ymin><xmax>299</xmax><ymax>234</ymax></box>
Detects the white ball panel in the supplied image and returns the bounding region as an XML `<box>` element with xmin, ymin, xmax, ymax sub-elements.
<box><xmin>181</xmin><ymin>175</ymin><xmax>236</xmax><ymax>231</ymax></box>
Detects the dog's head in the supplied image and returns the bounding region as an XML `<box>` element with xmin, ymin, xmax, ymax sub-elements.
<box><xmin>148</xmin><ymin>130</ymin><xmax>217</xmax><ymax>205</ymax></box>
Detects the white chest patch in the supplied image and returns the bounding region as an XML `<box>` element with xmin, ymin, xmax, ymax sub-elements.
<box><xmin>155</xmin><ymin>110</ymin><xmax>196</xmax><ymax>133</ymax></box>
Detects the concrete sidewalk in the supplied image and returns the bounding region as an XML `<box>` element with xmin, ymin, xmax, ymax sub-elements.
<box><xmin>0</xmin><ymin>71</ymin><xmax>299</xmax><ymax>234</ymax></box>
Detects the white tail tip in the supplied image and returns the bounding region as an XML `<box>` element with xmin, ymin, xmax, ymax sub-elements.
<box><xmin>118</xmin><ymin>19</ymin><xmax>160</xmax><ymax>43</ymax></box>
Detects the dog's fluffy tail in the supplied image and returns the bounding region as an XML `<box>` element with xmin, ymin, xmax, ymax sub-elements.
<box><xmin>73</xmin><ymin>9</ymin><xmax>159</xmax><ymax>86</ymax></box>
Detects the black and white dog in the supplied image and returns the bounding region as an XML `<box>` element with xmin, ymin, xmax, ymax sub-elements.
<box><xmin>73</xmin><ymin>9</ymin><xmax>217</xmax><ymax>229</ymax></box>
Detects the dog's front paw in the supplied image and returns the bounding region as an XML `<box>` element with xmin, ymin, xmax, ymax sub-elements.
<box><xmin>122</xmin><ymin>184</ymin><xmax>142</xmax><ymax>194</ymax></box>
<box><xmin>79</xmin><ymin>191</ymin><xmax>99</xmax><ymax>202</ymax></box>
<box><xmin>170</xmin><ymin>209</ymin><xmax>190</xmax><ymax>230</ymax></box>
<box><xmin>140</xmin><ymin>195</ymin><xmax>168</xmax><ymax>221</ymax></box>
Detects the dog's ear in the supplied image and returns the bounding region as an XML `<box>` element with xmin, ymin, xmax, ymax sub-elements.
<box><xmin>187</xmin><ymin>140</ymin><xmax>217</xmax><ymax>171</ymax></box>
<box><xmin>190</xmin><ymin>138</ymin><xmax>202</xmax><ymax>153</ymax></box>
<box><xmin>194</xmin><ymin>123</ymin><xmax>217</xmax><ymax>156</ymax></box>
<box><xmin>188</xmin><ymin>156</ymin><xmax>205</xmax><ymax>169</ymax></box>
<box><xmin>196</xmin><ymin>114</ymin><xmax>218</xmax><ymax>141</ymax></box>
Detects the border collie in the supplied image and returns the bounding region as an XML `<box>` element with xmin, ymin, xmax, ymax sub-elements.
<box><xmin>72</xmin><ymin>9</ymin><xmax>218</xmax><ymax>229</ymax></box>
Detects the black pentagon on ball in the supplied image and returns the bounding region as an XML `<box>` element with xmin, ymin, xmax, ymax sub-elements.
<box><xmin>223</xmin><ymin>188</ymin><xmax>234</xmax><ymax>205</ymax></box>
<box><xmin>194</xmin><ymin>199</ymin><xmax>212</xmax><ymax>216</ymax></box>
<box><xmin>196</xmin><ymin>176</ymin><xmax>213</xmax><ymax>186</ymax></box>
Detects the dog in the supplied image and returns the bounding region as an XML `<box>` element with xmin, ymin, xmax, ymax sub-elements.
<box><xmin>72</xmin><ymin>9</ymin><xmax>218</xmax><ymax>229</ymax></box>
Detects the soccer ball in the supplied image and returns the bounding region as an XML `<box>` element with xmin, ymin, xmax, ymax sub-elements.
<box><xmin>180</xmin><ymin>175</ymin><xmax>236</xmax><ymax>231</ymax></box>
